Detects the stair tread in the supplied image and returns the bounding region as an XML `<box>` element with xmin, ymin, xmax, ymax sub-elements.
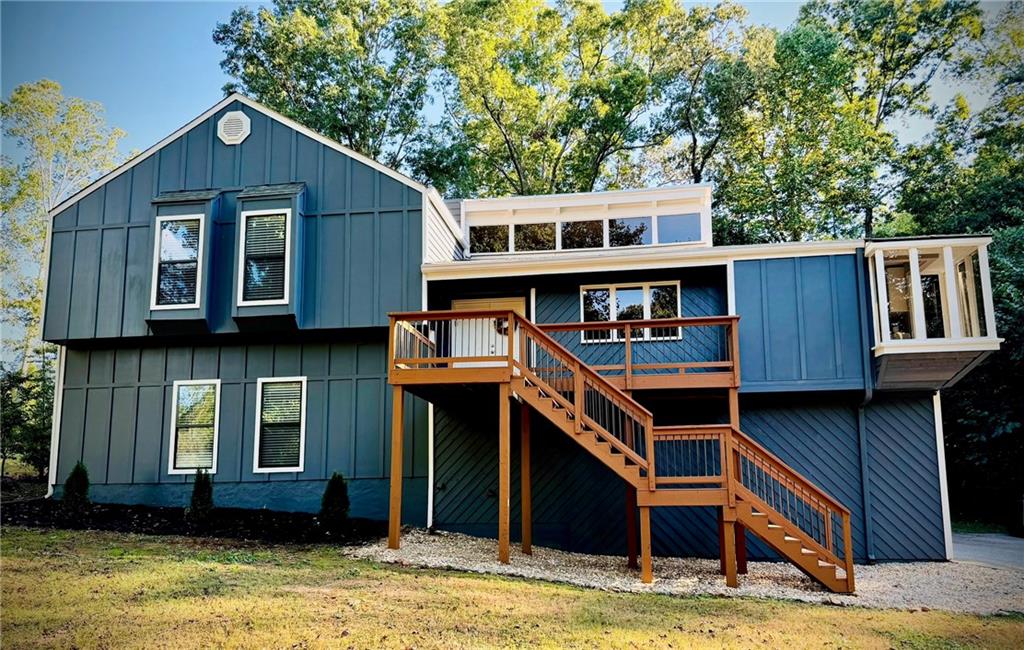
<box><xmin>800</xmin><ymin>548</ymin><xmax>817</xmax><ymax>555</ymax></box>
<box><xmin>783</xmin><ymin>536</ymin><xmax>799</xmax><ymax>542</ymax></box>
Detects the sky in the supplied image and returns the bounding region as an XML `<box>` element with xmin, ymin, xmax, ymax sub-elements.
<box><xmin>1</xmin><ymin>1</ymin><xmax>808</xmax><ymax>158</ymax></box>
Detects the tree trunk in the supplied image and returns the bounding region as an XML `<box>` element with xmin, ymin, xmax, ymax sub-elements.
<box><xmin>864</xmin><ymin>205</ymin><xmax>874</xmax><ymax>238</ymax></box>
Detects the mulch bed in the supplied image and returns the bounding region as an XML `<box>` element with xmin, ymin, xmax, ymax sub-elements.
<box><xmin>1</xmin><ymin>497</ymin><xmax>386</xmax><ymax>545</ymax></box>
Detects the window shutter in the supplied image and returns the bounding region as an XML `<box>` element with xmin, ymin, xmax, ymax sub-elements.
<box><xmin>258</xmin><ymin>381</ymin><xmax>302</xmax><ymax>469</ymax></box>
<box><xmin>243</xmin><ymin>214</ymin><xmax>287</xmax><ymax>302</ymax></box>
<box><xmin>157</xmin><ymin>219</ymin><xmax>201</xmax><ymax>305</ymax></box>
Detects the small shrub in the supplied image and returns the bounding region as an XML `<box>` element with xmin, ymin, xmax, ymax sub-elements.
<box><xmin>319</xmin><ymin>472</ymin><xmax>350</xmax><ymax>537</ymax></box>
<box><xmin>62</xmin><ymin>461</ymin><xmax>90</xmax><ymax>513</ymax></box>
<box><xmin>185</xmin><ymin>469</ymin><xmax>214</xmax><ymax>532</ymax></box>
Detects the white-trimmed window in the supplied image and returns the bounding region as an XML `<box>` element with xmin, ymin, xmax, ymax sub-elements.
<box><xmin>151</xmin><ymin>214</ymin><xmax>205</xmax><ymax>309</ymax></box>
<box><xmin>580</xmin><ymin>282</ymin><xmax>681</xmax><ymax>343</ymax></box>
<box><xmin>253</xmin><ymin>376</ymin><xmax>306</xmax><ymax>473</ymax></box>
<box><xmin>168</xmin><ymin>379</ymin><xmax>220</xmax><ymax>474</ymax></box>
<box><xmin>237</xmin><ymin>209</ymin><xmax>291</xmax><ymax>306</ymax></box>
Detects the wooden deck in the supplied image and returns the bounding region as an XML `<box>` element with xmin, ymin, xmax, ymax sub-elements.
<box><xmin>385</xmin><ymin>309</ymin><xmax>855</xmax><ymax>593</ymax></box>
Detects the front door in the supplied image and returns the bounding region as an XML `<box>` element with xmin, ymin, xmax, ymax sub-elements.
<box><xmin>450</xmin><ymin>297</ymin><xmax>527</xmax><ymax>367</ymax></box>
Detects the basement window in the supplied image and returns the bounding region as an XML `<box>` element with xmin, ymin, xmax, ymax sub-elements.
<box><xmin>151</xmin><ymin>215</ymin><xmax>204</xmax><ymax>309</ymax></box>
<box><xmin>169</xmin><ymin>380</ymin><xmax>219</xmax><ymax>474</ymax></box>
<box><xmin>238</xmin><ymin>209</ymin><xmax>290</xmax><ymax>306</ymax></box>
<box><xmin>254</xmin><ymin>377</ymin><xmax>306</xmax><ymax>473</ymax></box>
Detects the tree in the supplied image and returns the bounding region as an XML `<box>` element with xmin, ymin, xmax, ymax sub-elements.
<box><xmin>0</xmin><ymin>350</ymin><xmax>55</xmax><ymax>479</ymax></box>
<box><xmin>713</xmin><ymin>24</ymin><xmax>872</xmax><ymax>243</ymax></box>
<box><xmin>435</xmin><ymin>0</ymin><xmax>673</xmax><ymax>197</ymax></box>
<box><xmin>214</xmin><ymin>0</ymin><xmax>439</xmax><ymax>170</ymax></box>
<box><xmin>884</xmin><ymin>2</ymin><xmax>1024</xmax><ymax>531</ymax></box>
<box><xmin>799</xmin><ymin>0</ymin><xmax>984</xmax><ymax>236</ymax></box>
<box><xmin>1</xmin><ymin>80</ymin><xmax>126</xmax><ymax>368</ymax></box>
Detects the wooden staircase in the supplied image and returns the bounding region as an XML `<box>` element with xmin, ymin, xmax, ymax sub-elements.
<box><xmin>386</xmin><ymin>309</ymin><xmax>856</xmax><ymax>594</ymax></box>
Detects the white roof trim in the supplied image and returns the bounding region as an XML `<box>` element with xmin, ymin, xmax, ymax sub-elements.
<box><xmin>459</xmin><ymin>183</ymin><xmax>713</xmax><ymax>213</ymax></box>
<box><xmin>864</xmin><ymin>236</ymin><xmax>992</xmax><ymax>254</ymax></box>
<box><xmin>47</xmin><ymin>93</ymin><xmax>457</xmax><ymax>225</ymax></box>
<box><xmin>425</xmin><ymin>186</ymin><xmax>465</xmax><ymax>245</ymax></box>
<box><xmin>422</xmin><ymin>239</ymin><xmax>862</xmax><ymax>280</ymax></box>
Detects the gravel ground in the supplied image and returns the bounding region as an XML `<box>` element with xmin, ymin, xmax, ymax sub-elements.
<box><xmin>348</xmin><ymin>528</ymin><xmax>1024</xmax><ymax>615</ymax></box>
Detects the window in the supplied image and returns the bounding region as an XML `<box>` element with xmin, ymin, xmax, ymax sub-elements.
<box><xmin>609</xmin><ymin>217</ymin><xmax>651</xmax><ymax>247</ymax></box>
<box><xmin>169</xmin><ymin>380</ymin><xmax>219</xmax><ymax>474</ymax></box>
<box><xmin>561</xmin><ymin>220</ymin><xmax>603</xmax><ymax>249</ymax></box>
<box><xmin>580</xmin><ymin>282</ymin><xmax>681</xmax><ymax>343</ymax></box>
<box><xmin>470</xmin><ymin>225</ymin><xmax>509</xmax><ymax>253</ymax></box>
<box><xmin>151</xmin><ymin>215</ymin><xmax>204</xmax><ymax>309</ymax></box>
<box><xmin>238</xmin><ymin>210</ymin><xmax>290</xmax><ymax>305</ymax></box>
<box><xmin>657</xmin><ymin>213</ymin><xmax>701</xmax><ymax>244</ymax></box>
<box><xmin>514</xmin><ymin>223</ymin><xmax>555</xmax><ymax>252</ymax></box>
<box><xmin>254</xmin><ymin>377</ymin><xmax>306</xmax><ymax>473</ymax></box>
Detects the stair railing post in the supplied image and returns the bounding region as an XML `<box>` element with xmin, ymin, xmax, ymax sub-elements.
<box><xmin>843</xmin><ymin>513</ymin><xmax>855</xmax><ymax>592</ymax></box>
<box><xmin>573</xmin><ymin>362</ymin><xmax>584</xmax><ymax>434</ymax></box>
<box><xmin>624</xmin><ymin>323</ymin><xmax>633</xmax><ymax>391</ymax></box>
<box><xmin>507</xmin><ymin>311</ymin><xmax>516</xmax><ymax>376</ymax></box>
<box><xmin>645</xmin><ymin>413</ymin><xmax>656</xmax><ymax>491</ymax></box>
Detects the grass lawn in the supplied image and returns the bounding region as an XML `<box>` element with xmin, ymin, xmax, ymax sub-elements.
<box><xmin>2</xmin><ymin>527</ymin><xmax>1022</xmax><ymax>649</ymax></box>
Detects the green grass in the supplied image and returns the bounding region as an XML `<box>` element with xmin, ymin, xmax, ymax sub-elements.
<box><xmin>2</xmin><ymin>527</ymin><xmax>1022</xmax><ymax>649</ymax></box>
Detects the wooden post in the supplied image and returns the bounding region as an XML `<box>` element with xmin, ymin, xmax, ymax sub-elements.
<box><xmin>722</xmin><ymin>509</ymin><xmax>738</xmax><ymax>588</ymax></box>
<box><xmin>498</xmin><ymin>382</ymin><xmax>511</xmax><ymax>564</ymax></box>
<box><xmin>520</xmin><ymin>401</ymin><xmax>532</xmax><ymax>555</ymax></box>
<box><xmin>725</xmin><ymin>389</ymin><xmax>740</xmax><ymax>507</ymax></box>
<box><xmin>717</xmin><ymin>507</ymin><xmax>726</xmax><ymax>575</ymax></box>
<box><xmin>626</xmin><ymin>485</ymin><xmax>638</xmax><ymax>569</ymax></box>
<box><xmin>387</xmin><ymin>385</ymin><xmax>405</xmax><ymax>549</ymax></box>
<box><xmin>639</xmin><ymin>506</ymin><xmax>653</xmax><ymax>583</ymax></box>
<box><xmin>624</xmin><ymin>323</ymin><xmax>633</xmax><ymax>390</ymax></box>
<box><xmin>736</xmin><ymin>523</ymin><xmax>748</xmax><ymax>574</ymax></box>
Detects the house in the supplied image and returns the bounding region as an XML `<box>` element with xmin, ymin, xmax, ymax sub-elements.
<box><xmin>42</xmin><ymin>95</ymin><xmax>1001</xmax><ymax>592</ymax></box>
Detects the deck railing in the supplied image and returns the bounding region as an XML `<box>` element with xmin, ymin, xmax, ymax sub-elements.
<box><xmin>536</xmin><ymin>316</ymin><xmax>740</xmax><ymax>389</ymax></box>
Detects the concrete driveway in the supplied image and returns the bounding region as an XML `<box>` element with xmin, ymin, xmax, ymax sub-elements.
<box><xmin>953</xmin><ymin>533</ymin><xmax>1024</xmax><ymax>570</ymax></box>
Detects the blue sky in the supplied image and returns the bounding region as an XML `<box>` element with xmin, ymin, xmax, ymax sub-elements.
<box><xmin>3</xmin><ymin>1</ymin><xmax>808</xmax><ymax>157</ymax></box>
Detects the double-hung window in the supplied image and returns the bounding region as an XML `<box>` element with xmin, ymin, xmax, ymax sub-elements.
<box><xmin>580</xmin><ymin>282</ymin><xmax>681</xmax><ymax>342</ymax></box>
<box><xmin>152</xmin><ymin>215</ymin><xmax>204</xmax><ymax>309</ymax></box>
<box><xmin>169</xmin><ymin>379</ymin><xmax>220</xmax><ymax>474</ymax></box>
<box><xmin>253</xmin><ymin>377</ymin><xmax>306</xmax><ymax>473</ymax></box>
<box><xmin>238</xmin><ymin>209</ymin><xmax>291</xmax><ymax>305</ymax></box>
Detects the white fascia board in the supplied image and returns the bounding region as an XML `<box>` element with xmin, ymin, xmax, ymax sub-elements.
<box><xmin>865</xmin><ymin>236</ymin><xmax>992</xmax><ymax>255</ymax></box>
<box><xmin>425</xmin><ymin>186</ymin><xmax>465</xmax><ymax>246</ymax></box>
<box><xmin>873</xmin><ymin>338</ymin><xmax>1003</xmax><ymax>356</ymax></box>
<box><xmin>422</xmin><ymin>239</ymin><xmax>862</xmax><ymax>281</ymax></box>
<box><xmin>47</xmin><ymin>93</ymin><xmax>442</xmax><ymax>220</ymax></box>
<box><xmin>459</xmin><ymin>183</ymin><xmax>713</xmax><ymax>213</ymax></box>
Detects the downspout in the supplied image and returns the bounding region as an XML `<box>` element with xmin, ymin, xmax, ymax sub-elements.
<box><xmin>854</xmin><ymin>248</ymin><xmax>877</xmax><ymax>562</ymax></box>
<box><xmin>46</xmin><ymin>345</ymin><xmax>66</xmax><ymax>498</ymax></box>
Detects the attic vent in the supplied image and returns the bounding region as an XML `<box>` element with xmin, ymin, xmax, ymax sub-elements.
<box><xmin>217</xmin><ymin>111</ymin><xmax>251</xmax><ymax>145</ymax></box>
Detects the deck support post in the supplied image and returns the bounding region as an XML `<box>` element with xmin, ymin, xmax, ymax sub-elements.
<box><xmin>498</xmin><ymin>382</ymin><xmax>511</xmax><ymax>564</ymax></box>
<box><xmin>736</xmin><ymin>523</ymin><xmax>748</xmax><ymax>574</ymax></box>
<box><xmin>387</xmin><ymin>385</ymin><xmax>405</xmax><ymax>550</ymax></box>
<box><xmin>626</xmin><ymin>485</ymin><xmax>638</xmax><ymax>569</ymax></box>
<box><xmin>722</xmin><ymin>508</ymin><xmax>739</xmax><ymax>588</ymax></box>
<box><xmin>718</xmin><ymin>507</ymin><xmax>726</xmax><ymax>575</ymax></box>
<box><xmin>520</xmin><ymin>401</ymin><xmax>532</xmax><ymax>555</ymax></box>
<box><xmin>639</xmin><ymin>505</ymin><xmax>653</xmax><ymax>583</ymax></box>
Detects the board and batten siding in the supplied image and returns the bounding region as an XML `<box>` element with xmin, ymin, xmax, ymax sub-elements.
<box><xmin>734</xmin><ymin>254</ymin><xmax>867</xmax><ymax>392</ymax></box>
<box><xmin>53</xmin><ymin>339</ymin><xmax>429</xmax><ymax>520</ymax></box>
<box><xmin>43</xmin><ymin>99</ymin><xmax>424</xmax><ymax>342</ymax></box>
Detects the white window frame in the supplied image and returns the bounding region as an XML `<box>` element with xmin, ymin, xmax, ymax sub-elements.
<box><xmin>253</xmin><ymin>376</ymin><xmax>307</xmax><ymax>474</ymax></box>
<box><xmin>167</xmin><ymin>379</ymin><xmax>220</xmax><ymax>475</ymax></box>
<box><xmin>579</xmin><ymin>281</ymin><xmax>682</xmax><ymax>344</ymax></box>
<box><xmin>237</xmin><ymin>208</ymin><xmax>292</xmax><ymax>307</ymax></box>
<box><xmin>150</xmin><ymin>213</ymin><xmax>205</xmax><ymax>310</ymax></box>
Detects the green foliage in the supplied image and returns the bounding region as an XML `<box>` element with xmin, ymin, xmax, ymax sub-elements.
<box><xmin>186</xmin><ymin>469</ymin><xmax>215</xmax><ymax>531</ymax></box>
<box><xmin>319</xmin><ymin>472</ymin><xmax>350</xmax><ymax>536</ymax></box>
<box><xmin>0</xmin><ymin>348</ymin><xmax>56</xmax><ymax>478</ymax></box>
<box><xmin>62</xmin><ymin>461</ymin><xmax>90</xmax><ymax>512</ymax></box>
<box><xmin>214</xmin><ymin>0</ymin><xmax>439</xmax><ymax>170</ymax></box>
<box><xmin>1</xmin><ymin>81</ymin><xmax>126</xmax><ymax>365</ymax></box>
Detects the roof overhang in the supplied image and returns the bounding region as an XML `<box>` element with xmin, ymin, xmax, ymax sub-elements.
<box><xmin>422</xmin><ymin>239</ymin><xmax>863</xmax><ymax>281</ymax></box>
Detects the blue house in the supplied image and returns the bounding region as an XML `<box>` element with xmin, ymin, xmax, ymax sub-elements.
<box><xmin>42</xmin><ymin>95</ymin><xmax>1001</xmax><ymax>593</ymax></box>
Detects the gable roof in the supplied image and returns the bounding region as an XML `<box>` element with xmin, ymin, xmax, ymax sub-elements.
<box><xmin>47</xmin><ymin>93</ymin><xmax>438</xmax><ymax>219</ymax></box>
